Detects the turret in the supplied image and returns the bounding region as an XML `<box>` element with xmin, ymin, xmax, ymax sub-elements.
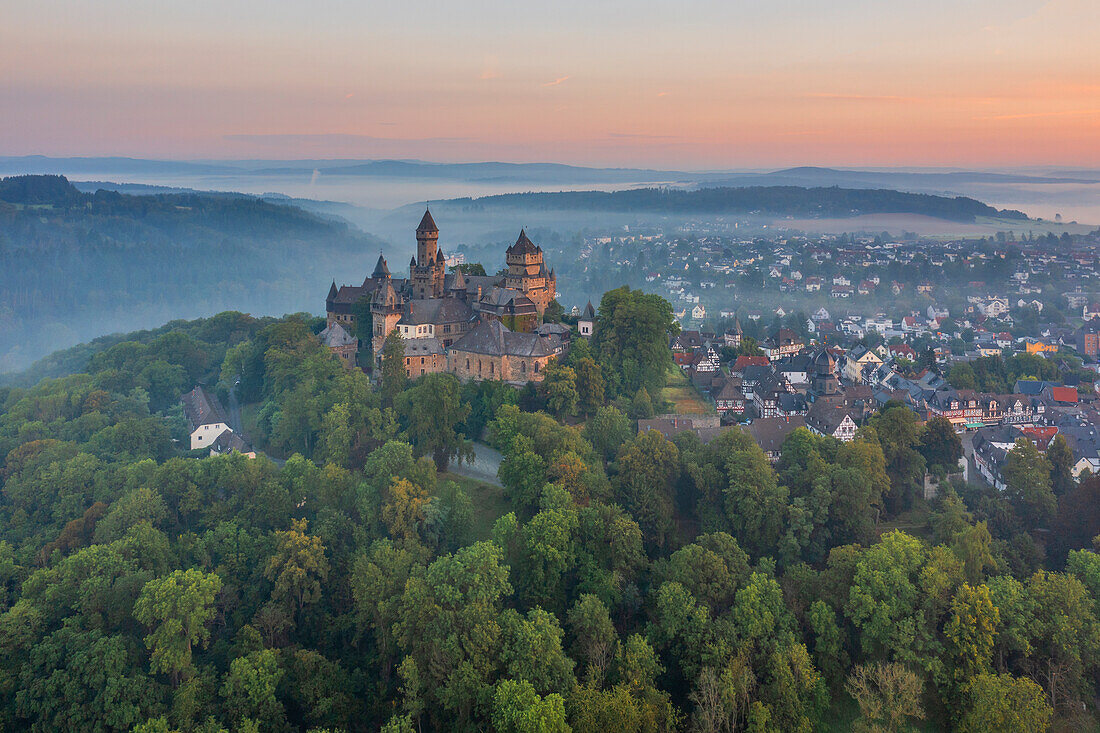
<box><xmin>371</xmin><ymin>253</ymin><xmax>390</xmax><ymax>279</ymax></box>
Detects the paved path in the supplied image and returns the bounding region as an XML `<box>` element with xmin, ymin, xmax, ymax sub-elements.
<box><xmin>451</xmin><ymin>442</ymin><xmax>504</xmax><ymax>487</ymax></box>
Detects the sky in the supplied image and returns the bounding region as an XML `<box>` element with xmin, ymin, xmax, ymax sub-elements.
<box><xmin>2</xmin><ymin>0</ymin><xmax>1098</xmax><ymax>169</ymax></box>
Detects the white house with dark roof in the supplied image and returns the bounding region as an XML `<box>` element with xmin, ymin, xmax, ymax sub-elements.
<box><xmin>181</xmin><ymin>386</ymin><xmax>233</xmax><ymax>450</ymax></box>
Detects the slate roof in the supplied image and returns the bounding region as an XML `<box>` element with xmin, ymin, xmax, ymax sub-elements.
<box><xmin>581</xmin><ymin>301</ymin><xmax>596</xmax><ymax>320</ymax></box>
<box><xmin>449</xmin><ymin>319</ymin><xmax>555</xmax><ymax>358</ymax></box>
<box><xmin>746</xmin><ymin>416</ymin><xmax>807</xmax><ymax>454</ymax></box>
<box><xmin>210</xmin><ymin>430</ymin><xmax>252</xmax><ymax>455</ymax></box>
<box><xmin>417</xmin><ymin>208</ymin><xmax>438</xmax><ymax>232</ymax></box>
<box><xmin>371</xmin><ymin>254</ymin><xmax>391</xmax><ymax>278</ymax></box>
<box><xmin>401</xmin><ymin>298</ymin><xmax>475</xmax><ymax>325</ymax></box>
<box><xmin>805</xmin><ymin>400</ymin><xmax>857</xmax><ymax>435</ymax></box>
<box><xmin>508</xmin><ymin>229</ymin><xmax>540</xmax><ymax>256</ymax></box>
<box><xmin>319</xmin><ymin>322</ymin><xmax>357</xmax><ymax>348</ymax></box>
<box><xmin>181</xmin><ymin>386</ymin><xmax>229</xmax><ymax>430</ymax></box>
<box><xmin>404</xmin><ymin>338</ymin><xmax>445</xmax><ymax>357</ymax></box>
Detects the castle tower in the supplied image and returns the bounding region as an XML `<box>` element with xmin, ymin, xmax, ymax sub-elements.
<box><xmin>505</xmin><ymin>229</ymin><xmax>555</xmax><ymax>314</ymax></box>
<box><xmin>411</xmin><ymin>208</ymin><xmax>444</xmax><ymax>299</ymax></box>
<box><xmin>370</xmin><ymin>273</ymin><xmax>403</xmax><ymax>356</ymax></box>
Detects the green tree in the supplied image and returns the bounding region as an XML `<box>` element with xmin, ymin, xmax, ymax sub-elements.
<box><xmin>491</xmin><ymin>680</ymin><xmax>570</xmax><ymax>733</ymax></box>
<box><xmin>264</xmin><ymin>518</ymin><xmax>329</xmax><ymax>615</ymax></box>
<box><xmin>397</xmin><ymin>372</ymin><xmax>472</xmax><ymax>471</ymax></box>
<box><xmin>380</xmin><ymin>329</ymin><xmax>407</xmax><ymax>407</ymax></box>
<box><xmin>133</xmin><ymin>569</ymin><xmax>223</xmax><ymax>685</ymax></box>
<box><xmin>541</xmin><ymin>361</ymin><xmax>579</xmax><ymax>419</ymax></box>
<box><xmin>592</xmin><ymin>286</ymin><xmax>678</xmax><ymax>398</ymax></box>
<box><xmin>957</xmin><ymin>673</ymin><xmax>1052</xmax><ymax>733</ymax></box>
<box><xmin>844</xmin><ymin>662</ymin><xmax>924</xmax><ymax>733</ymax></box>
<box><xmin>944</xmin><ymin>583</ymin><xmax>999</xmax><ymax>683</ymax></box>
<box><xmin>615</xmin><ymin>429</ymin><xmax>680</xmax><ymax>549</ymax></box>
<box><xmin>917</xmin><ymin>416</ymin><xmax>962</xmax><ymax>471</ymax></box>
<box><xmin>573</xmin><ymin>357</ymin><xmax>606</xmax><ymax>416</ymax></box>
<box><xmin>221</xmin><ymin>649</ymin><xmax>287</xmax><ymax>731</ymax></box>
<box><xmin>582</xmin><ymin>406</ymin><xmax>632</xmax><ymax>463</ymax></box>
<box><xmin>1003</xmin><ymin>438</ymin><xmax>1055</xmax><ymax>530</ymax></box>
<box><xmin>1046</xmin><ymin>433</ymin><xmax>1075</xmax><ymax>496</ymax></box>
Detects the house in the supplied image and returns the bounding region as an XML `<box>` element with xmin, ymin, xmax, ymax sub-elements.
<box><xmin>731</xmin><ymin>355</ymin><xmax>770</xmax><ymax>375</ymax></box>
<box><xmin>745</xmin><ymin>416</ymin><xmax>807</xmax><ymax>462</ymax></box>
<box><xmin>887</xmin><ymin>344</ymin><xmax>917</xmax><ymax>362</ymax></box>
<box><xmin>209</xmin><ymin>430</ymin><xmax>256</xmax><ymax>459</ymax></box>
<box><xmin>181</xmin><ymin>386</ymin><xmax>234</xmax><ymax>451</ymax></box>
<box><xmin>842</xmin><ymin>345</ymin><xmax>882</xmax><ymax>383</ymax></box>
<box><xmin>805</xmin><ymin>401</ymin><xmax>858</xmax><ymax>442</ymax></box>
<box><xmin>639</xmin><ymin>415</ymin><xmax>727</xmax><ymax>444</ymax></box>
<box><xmin>403</xmin><ymin>338</ymin><xmax>447</xmax><ymax>378</ymax></box>
<box><xmin>761</xmin><ymin>328</ymin><xmax>804</xmax><ymax>361</ymax></box>
<box><xmin>447</xmin><ymin>320</ymin><xmax>556</xmax><ymax>383</ymax></box>
<box><xmin>711</xmin><ymin>376</ymin><xmax>746</xmax><ymax>415</ymax></box>
<box><xmin>319</xmin><ymin>321</ymin><xmax>358</xmax><ymax>369</ymax></box>
<box><xmin>1077</xmin><ymin>318</ymin><xmax>1100</xmax><ymax>358</ymax></box>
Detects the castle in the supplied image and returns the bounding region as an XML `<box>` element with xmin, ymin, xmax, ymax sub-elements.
<box><xmin>322</xmin><ymin>210</ymin><xmax>565</xmax><ymax>382</ymax></box>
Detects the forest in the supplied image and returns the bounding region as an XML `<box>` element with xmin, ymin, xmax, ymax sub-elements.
<box><xmin>0</xmin><ymin>287</ymin><xmax>1097</xmax><ymax>732</ymax></box>
<box><xmin>446</xmin><ymin>187</ymin><xmax>1030</xmax><ymax>223</ymax></box>
<box><xmin>0</xmin><ymin>175</ymin><xmax>382</xmax><ymax>373</ymax></box>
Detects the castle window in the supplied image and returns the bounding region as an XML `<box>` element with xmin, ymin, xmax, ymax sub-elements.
<box><xmin>534</xmin><ymin>362</ymin><xmax>540</xmax><ymax>373</ymax></box>
<box><xmin>521</xmin><ymin>361</ymin><xmax>526</xmax><ymax>373</ymax></box>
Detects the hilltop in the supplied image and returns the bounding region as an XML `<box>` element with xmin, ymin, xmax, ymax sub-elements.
<box><xmin>440</xmin><ymin>186</ymin><xmax>1029</xmax><ymax>223</ymax></box>
<box><xmin>0</xmin><ymin>175</ymin><xmax>382</xmax><ymax>372</ymax></box>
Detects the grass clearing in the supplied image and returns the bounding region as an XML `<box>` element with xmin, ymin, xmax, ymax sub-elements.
<box><xmin>661</xmin><ymin>367</ymin><xmax>714</xmax><ymax>415</ymax></box>
<box><xmin>439</xmin><ymin>471</ymin><xmax>511</xmax><ymax>541</ymax></box>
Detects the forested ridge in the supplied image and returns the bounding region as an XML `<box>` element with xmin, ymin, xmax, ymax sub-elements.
<box><xmin>0</xmin><ymin>288</ymin><xmax>1096</xmax><ymax>732</ymax></box>
<box><xmin>0</xmin><ymin>175</ymin><xmax>382</xmax><ymax>373</ymax></box>
<box><xmin>447</xmin><ymin>187</ymin><xmax>1030</xmax><ymax>223</ymax></box>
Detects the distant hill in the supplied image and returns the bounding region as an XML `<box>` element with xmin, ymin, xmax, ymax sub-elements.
<box><xmin>435</xmin><ymin>186</ymin><xmax>1029</xmax><ymax>222</ymax></box>
<box><xmin>0</xmin><ymin>175</ymin><xmax>381</xmax><ymax>372</ymax></box>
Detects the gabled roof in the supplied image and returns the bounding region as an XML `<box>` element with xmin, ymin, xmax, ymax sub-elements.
<box><xmin>1049</xmin><ymin>386</ymin><xmax>1079</xmax><ymax>404</ymax></box>
<box><xmin>319</xmin><ymin>321</ymin><xmax>357</xmax><ymax>348</ymax></box>
<box><xmin>449</xmin><ymin>319</ymin><xmax>554</xmax><ymax>358</ymax></box>
<box><xmin>401</xmin><ymin>298</ymin><xmax>475</xmax><ymax>325</ymax></box>
<box><xmin>181</xmin><ymin>386</ymin><xmax>229</xmax><ymax>430</ymax></box>
<box><xmin>417</xmin><ymin>208</ymin><xmax>438</xmax><ymax>233</ymax></box>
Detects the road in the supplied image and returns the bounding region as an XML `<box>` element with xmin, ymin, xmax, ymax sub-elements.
<box><xmin>450</xmin><ymin>442</ymin><xmax>503</xmax><ymax>487</ymax></box>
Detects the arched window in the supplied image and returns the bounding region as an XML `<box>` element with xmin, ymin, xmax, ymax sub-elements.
<box><xmin>534</xmin><ymin>362</ymin><xmax>540</xmax><ymax>373</ymax></box>
<box><xmin>521</xmin><ymin>361</ymin><xmax>526</xmax><ymax>373</ymax></box>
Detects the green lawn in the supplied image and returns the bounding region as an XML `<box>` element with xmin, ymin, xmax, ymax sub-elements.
<box><xmin>661</xmin><ymin>367</ymin><xmax>715</xmax><ymax>415</ymax></box>
<box><xmin>439</xmin><ymin>472</ymin><xmax>511</xmax><ymax>541</ymax></box>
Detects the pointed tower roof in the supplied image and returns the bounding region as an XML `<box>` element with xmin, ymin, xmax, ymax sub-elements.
<box><xmin>581</xmin><ymin>301</ymin><xmax>595</xmax><ymax>320</ymax></box>
<box><xmin>371</xmin><ymin>253</ymin><xmax>390</xmax><ymax>279</ymax></box>
<box><xmin>372</xmin><ymin>277</ymin><xmax>397</xmax><ymax>306</ymax></box>
<box><xmin>327</xmin><ymin>281</ymin><xmax>338</xmax><ymax>301</ymax></box>
<box><xmin>410</xmin><ymin>255</ymin><xmax>417</xmax><ymax>268</ymax></box>
<box><xmin>417</xmin><ymin>207</ymin><xmax>438</xmax><ymax>233</ymax></box>
<box><xmin>508</xmin><ymin>229</ymin><xmax>538</xmax><ymax>255</ymax></box>
<box><xmin>450</xmin><ymin>266</ymin><xmax>467</xmax><ymax>290</ymax></box>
